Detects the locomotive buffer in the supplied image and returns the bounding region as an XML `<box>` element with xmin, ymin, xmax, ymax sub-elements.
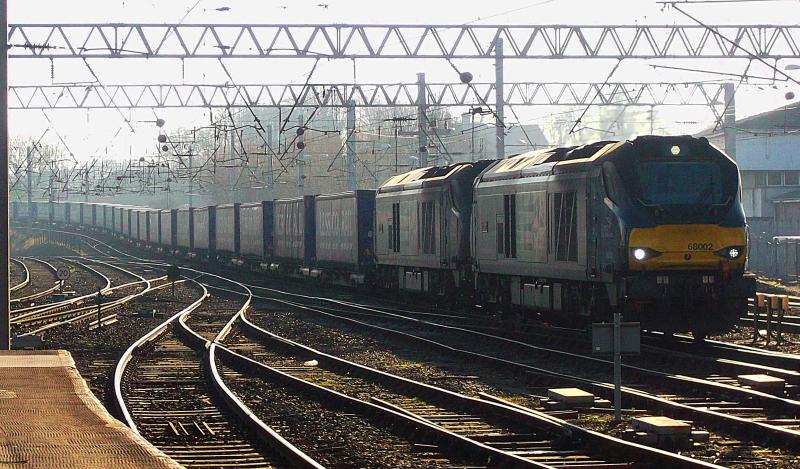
<box><xmin>592</xmin><ymin>314</ymin><xmax>640</xmax><ymax>422</ymax></box>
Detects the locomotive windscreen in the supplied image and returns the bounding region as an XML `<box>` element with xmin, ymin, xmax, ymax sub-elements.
<box><xmin>636</xmin><ymin>160</ymin><xmax>725</xmax><ymax>206</ymax></box>
<box><xmin>603</xmin><ymin>136</ymin><xmax>743</xmax><ymax>225</ymax></box>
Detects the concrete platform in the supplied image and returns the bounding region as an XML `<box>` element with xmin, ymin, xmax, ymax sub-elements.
<box><xmin>0</xmin><ymin>350</ymin><xmax>179</xmax><ymax>469</ymax></box>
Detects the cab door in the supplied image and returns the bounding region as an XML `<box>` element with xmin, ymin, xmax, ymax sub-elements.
<box><xmin>476</xmin><ymin>194</ymin><xmax>502</xmax><ymax>262</ymax></box>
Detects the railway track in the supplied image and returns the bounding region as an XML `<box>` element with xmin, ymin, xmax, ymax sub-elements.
<box><xmin>226</xmin><ymin>284</ymin><xmax>800</xmax><ymax>458</ymax></box>
<box><xmin>645</xmin><ymin>332</ymin><xmax>800</xmax><ymax>371</ymax></box>
<box><xmin>11</xmin><ymin>258</ymin><xmax>167</xmax><ymax>336</ymax></box>
<box><xmin>220</xmin><ymin>307</ymin><xmax>715</xmax><ymax>468</ymax></box>
<box><xmin>113</xmin><ymin>274</ymin><xmax>319</xmax><ymax>469</ymax></box>
<box><xmin>178</xmin><ymin>272</ymin><xmax>509</xmax><ymax>467</ymax></box>
<box><xmin>20</xmin><ymin>228</ymin><xmax>800</xmax><ymax>465</ymax></box>
<box><xmin>287</xmin><ymin>293</ymin><xmax>800</xmax><ymax>394</ymax></box>
<box><xmin>10</xmin><ymin>257</ymin><xmax>30</xmax><ymax>292</ymax></box>
<box><xmin>123</xmin><ymin>266</ymin><xmax>694</xmax><ymax>468</ymax></box>
<box><xmin>81</xmin><ymin>237</ymin><xmax>800</xmax><ymax>462</ymax></box>
<box><xmin>10</xmin><ymin>257</ymin><xmax>60</xmax><ymax>305</ymax></box>
<box><xmin>740</xmin><ymin>312</ymin><xmax>800</xmax><ymax>334</ymax></box>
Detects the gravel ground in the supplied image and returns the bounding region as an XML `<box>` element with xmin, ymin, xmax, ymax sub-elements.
<box><xmin>33</xmin><ymin>232</ymin><xmax>800</xmax><ymax>467</ymax></box>
<box><xmin>183</xmin><ymin>293</ymin><xmax>247</xmax><ymax>340</ymax></box>
<box><xmin>711</xmin><ymin>325</ymin><xmax>800</xmax><ymax>354</ymax></box>
<box><xmin>247</xmin><ymin>307</ymin><xmax>536</xmax><ymax>407</ymax></box>
<box><xmin>219</xmin><ymin>360</ymin><xmax>477</xmax><ymax>469</ymax></box>
<box><xmin>11</xmin><ymin>258</ymin><xmax>57</xmax><ymax>300</ymax></box>
<box><xmin>41</xmin><ymin>281</ymin><xmax>204</xmax><ymax>408</ymax></box>
<box><xmin>757</xmin><ymin>277</ymin><xmax>800</xmax><ymax>297</ymax></box>
<box><xmin>245</xmin><ymin>306</ymin><xmax>800</xmax><ymax>467</ymax></box>
<box><xmin>48</xmin><ymin>258</ymin><xmax>108</xmax><ymax>297</ymax></box>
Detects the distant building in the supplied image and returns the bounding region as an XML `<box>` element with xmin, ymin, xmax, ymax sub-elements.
<box><xmin>700</xmin><ymin>102</ymin><xmax>800</xmax><ymax>270</ymax></box>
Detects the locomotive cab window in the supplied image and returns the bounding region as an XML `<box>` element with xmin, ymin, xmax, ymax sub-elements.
<box><xmin>602</xmin><ymin>162</ymin><xmax>625</xmax><ymax>205</ymax></box>
<box><xmin>637</xmin><ymin>161</ymin><xmax>724</xmax><ymax>206</ymax></box>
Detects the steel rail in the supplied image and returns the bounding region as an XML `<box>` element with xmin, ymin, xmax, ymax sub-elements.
<box><xmin>236</xmin><ymin>281</ymin><xmax>800</xmax><ymax>409</ymax></box>
<box><xmin>251</xmin><ymin>292</ymin><xmax>800</xmax><ymax>449</ymax></box>
<box><xmin>102</xmin><ymin>256</ymin><xmax>323</xmax><ymax>468</ymax></box>
<box><xmin>170</xmin><ymin>270</ymin><xmax>559</xmax><ymax>467</ymax></box>
<box><xmin>11</xmin><ymin>274</ymin><xmax>161</xmax><ymax>326</ymax></box>
<box><xmin>322</xmin><ymin>296</ymin><xmax>800</xmax><ymax>411</ymax></box>
<box><xmin>172</xmin><ymin>274</ymin><xmax>325</xmax><ymax>469</ymax></box>
<box><xmin>236</xmin><ymin>308</ymin><xmax>719</xmax><ymax>469</ymax></box>
<box><xmin>10</xmin><ymin>258</ymin><xmax>29</xmax><ymax>292</ymax></box>
<box><xmin>11</xmin><ymin>269</ymin><xmax>126</xmax><ymax>322</ymax></box>
<box><xmin>195</xmin><ymin>277</ymin><xmax>800</xmax><ymax>412</ymax></box>
<box><xmin>216</xmin><ymin>342</ymin><xmax>549</xmax><ymax>468</ymax></box>
<box><xmin>9</xmin><ymin>256</ymin><xmax>143</xmax><ymax>318</ymax></box>
<box><xmin>174</xmin><ymin>276</ymin><xmax>325</xmax><ymax>469</ymax></box>
<box><xmin>10</xmin><ymin>257</ymin><xmax>60</xmax><ymax>304</ymax></box>
<box><xmin>20</xmin><ymin>277</ymin><xmax>178</xmax><ymax>336</ymax></box>
<box><xmin>111</xmin><ymin>277</ymin><xmax>208</xmax><ymax>433</ymax></box>
<box><xmin>18</xmin><ymin>227</ymin><xmax>800</xmax><ymax>450</ymax></box>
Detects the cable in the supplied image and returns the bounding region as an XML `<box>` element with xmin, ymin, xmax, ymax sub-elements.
<box><xmin>569</xmin><ymin>60</ymin><xmax>622</xmax><ymax>135</ymax></box>
<box><xmin>669</xmin><ymin>3</ymin><xmax>800</xmax><ymax>87</ymax></box>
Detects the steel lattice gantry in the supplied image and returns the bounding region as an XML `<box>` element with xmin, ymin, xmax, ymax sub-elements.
<box><xmin>8</xmin><ymin>82</ymin><xmax>734</xmax><ymax>109</ymax></box>
<box><xmin>7</xmin><ymin>23</ymin><xmax>800</xmax><ymax>59</ymax></box>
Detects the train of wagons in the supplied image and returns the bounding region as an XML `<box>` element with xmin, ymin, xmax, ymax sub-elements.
<box><xmin>12</xmin><ymin>135</ymin><xmax>755</xmax><ymax>338</ymax></box>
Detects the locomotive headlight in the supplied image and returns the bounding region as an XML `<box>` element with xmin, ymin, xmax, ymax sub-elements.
<box><xmin>715</xmin><ymin>246</ymin><xmax>743</xmax><ymax>260</ymax></box>
<box><xmin>631</xmin><ymin>247</ymin><xmax>661</xmax><ymax>261</ymax></box>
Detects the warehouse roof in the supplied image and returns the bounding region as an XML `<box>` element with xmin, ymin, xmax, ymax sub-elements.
<box><xmin>699</xmin><ymin>102</ymin><xmax>800</xmax><ymax>138</ymax></box>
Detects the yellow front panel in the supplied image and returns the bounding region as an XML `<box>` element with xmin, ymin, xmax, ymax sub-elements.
<box><xmin>628</xmin><ymin>224</ymin><xmax>746</xmax><ymax>271</ymax></box>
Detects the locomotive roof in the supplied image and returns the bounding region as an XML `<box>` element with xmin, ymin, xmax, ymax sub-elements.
<box><xmin>378</xmin><ymin>162</ymin><xmax>484</xmax><ymax>193</ymax></box>
<box><xmin>479</xmin><ymin>140</ymin><xmax>622</xmax><ymax>182</ymax></box>
<box><xmin>478</xmin><ymin>135</ymin><xmax>716</xmax><ymax>183</ymax></box>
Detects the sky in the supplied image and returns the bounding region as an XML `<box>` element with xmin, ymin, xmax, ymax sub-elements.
<box><xmin>7</xmin><ymin>0</ymin><xmax>800</xmax><ymax>160</ymax></box>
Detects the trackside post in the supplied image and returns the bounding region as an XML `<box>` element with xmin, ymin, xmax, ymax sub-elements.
<box><xmin>592</xmin><ymin>315</ymin><xmax>641</xmax><ymax>422</ymax></box>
